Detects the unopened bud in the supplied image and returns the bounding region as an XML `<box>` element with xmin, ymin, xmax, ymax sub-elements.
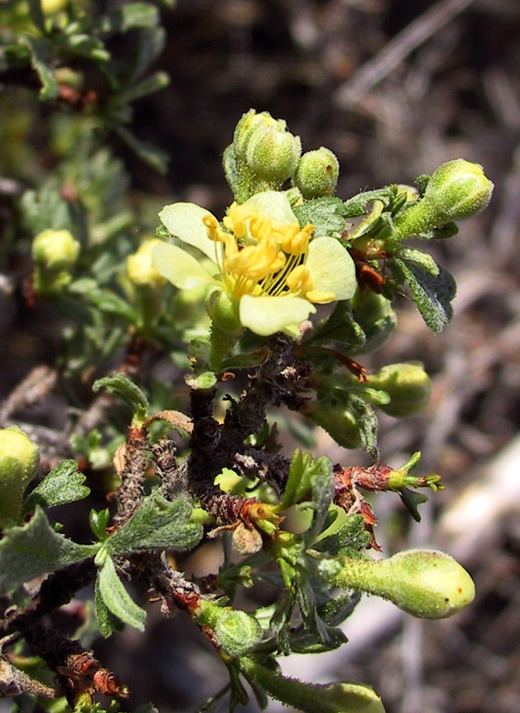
<box><xmin>245</xmin><ymin>124</ymin><xmax>301</xmax><ymax>184</ymax></box>
<box><xmin>32</xmin><ymin>229</ymin><xmax>80</xmax><ymax>271</ymax></box>
<box><xmin>41</xmin><ymin>0</ymin><xmax>67</xmax><ymax>14</ymax></box>
<box><xmin>393</xmin><ymin>160</ymin><xmax>494</xmax><ymax>239</ymax></box>
<box><xmin>319</xmin><ymin>549</ymin><xmax>475</xmax><ymax>619</ymax></box>
<box><xmin>368</xmin><ymin>363</ymin><xmax>431</xmax><ymax>417</ymax></box>
<box><xmin>195</xmin><ymin>600</ymin><xmax>262</xmax><ymax>657</ymax></box>
<box><xmin>351</xmin><ymin>291</ymin><xmax>396</xmax><ymax>353</ymax></box>
<box><xmin>126</xmin><ymin>239</ymin><xmax>166</xmax><ymax>288</ymax></box>
<box><xmin>233</xmin><ymin>109</ymin><xmax>279</xmax><ymax>160</ymax></box>
<box><xmin>306</xmin><ymin>402</ymin><xmax>361</xmax><ymax>449</ymax></box>
<box><xmin>0</xmin><ymin>427</ymin><xmax>39</xmax><ymax>527</ymax></box>
<box><xmin>294</xmin><ymin>147</ymin><xmax>339</xmax><ymax>199</ymax></box>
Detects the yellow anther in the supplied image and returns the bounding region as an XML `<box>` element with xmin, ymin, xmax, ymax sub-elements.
<box><xmin>270</xmin><ymin>251</ymin><xmax>286</xmax><ymax>273</ymax></box>
<box><xmin>203</xmin><ymin>214</ymin><xmax>222</xmax><ymax>242</ymax></box>
<box><xmin>305</xmin><ymin>289</ymin><xmax>336</xmax><ymax>304</ymax></box>
<box><xmin>226</xmin><ymin>238</ymin><xmax>280</xmax><ymax>282</ymax></box>
<box><xmin>286</xmin><ymin>265</ymin><xmax>313</xmax><ymax>295</ymax></box>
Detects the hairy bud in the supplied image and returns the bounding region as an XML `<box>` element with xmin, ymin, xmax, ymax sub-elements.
<box><xmin>319</xmin><ymin>549</ymin><xmax>475</xmax><ymax>619</ymax></box>
<box><xmin>126</xmin><ymin>239</ymin><xmax>166</xmax><ymax>288</ymax></box>
<box><xmin>32</xmin><ymin>229</ymin><xmax>80</xmax><ymax>271</ymax></box>
<box><xmin>368</xmin><ymin>363</ymin><xmax>431</xmax><ymax>417</ymax></box>
<box><xmin>0</xmin><ymin>427</ymin><xmax>39</xmax><ymax>527</ymax></box>
<box><xmin>294</xmin><ymin>147</ymin><xmax>339</xmax><ymax>199</ymax></box>
<box><xmin>393</xmin><ymin>159</ymin><xmax>494</xmax><ymax>239</ymax></box>
<box><xmin>196</xmin><ymin>600</ymin><xmax>262</xmax><ymax>657</ymax></box>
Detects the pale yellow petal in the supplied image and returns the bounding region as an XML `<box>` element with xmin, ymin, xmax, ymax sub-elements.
<box><xmin>152</xmin><ymin>242</ymin><xmax>216</xmax><ymax>290</ymax></box>
<box><xmin>239</xmin><ymin>294</ymin><xmax>316</xmax><ymax>336</ymax></box>
<box><xmin>242</xmin><ymin>191</ymin><xmax>298</xmax><ymax>225</ymax></box>
<box><xmin>159</xmin><ymin>203</ymin><xmax>220</xmax><ymax>261</ymax></box>
<box><xmin>306</xmin><ymin>236</ymin><xmax>356</xmax><ymax>300</ymax></box>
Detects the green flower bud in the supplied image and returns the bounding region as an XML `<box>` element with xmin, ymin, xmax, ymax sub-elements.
<box><xmin>126</xmin><ymin>239</ymin><xmax>166</xmax><ymax>288</ymax></box>
<box><xmin>246</xmin><ymin>125</ymin><xmax>302</xmax><ymax>184</ymax></box>
<box><xmin>368</xmin><ymin>363</ymin><xmax>431</xmax><ymax>417</ymax></box>
<box><xmin>319</xmin><ymin>549</ymin><xmax>475</xmax><ymax>619</ymax></box>
<box><xmin>294</xmin><ymin>147</ymin><xmax>340</xmax><ymax>199</ymax></box>
<box><xmin>196</xmin><ymin>601</ymin><xmax>262</xmax><ymax>657</ymax></box>
<box><xmin>394</xmin><ymin>159</ymin><xmax>494</xmax><ymax>238</ymax></box>
<box><xmin>233</xmin><ymin>109</ymin><xmax>280</xmax><ymax>161</ymax></box>
<box><xmin>351</xmin><ymin>291</ymin><xmax>396</xmax><ymax>354</ymax></box>
<box><xmin>32</xmin><ymin>229</ymin><xmax>80</xmax><ymax>271</ymax></box>
<box><xmin>306</xmin><ymin>402</ymin><xmax>361</xmax><ymax>450</ymax></box>
<box><xmin>41</xmin><ymin>0</ymin><xmax>67</xmax><ymax>14</ymax></box>
<box><xmin>206</xmin><ymin>289</ymin><xmax>241</xmax><ymax>336</ymax></box>
<box><xmin>0</xmin><ymin>427</ymin><xmax>39</xmax><ymax>527</ymax></box>
<box><xmin>239</xmin><ymin>657</ymin><xmax>386</xmax><ymax>713</ymax></box>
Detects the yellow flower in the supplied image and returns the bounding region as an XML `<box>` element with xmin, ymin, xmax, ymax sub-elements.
<box><xmin>153</xmin><ymin>191</ymin><xmax>356</xmax><ymax>336</ymax></box>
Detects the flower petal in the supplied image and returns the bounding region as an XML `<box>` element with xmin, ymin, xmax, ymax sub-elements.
<box><xmin>243</xmin><ymin>191</ymin><xmax>298</xmax><ymax>225</ymax></box>
<box><xmin>239</xmin><ymin>294</ymin><xmax>316</xmax><ymax>336</ymax></box>
<box><xmin>152</xmin><ymin>242</ymin><xmax>216</xmax><ymax>290</ymax></box>
<box><xmin>159</xmin><ymin>203</ymin><xmax>220</xmax><ymax>261</ymax></box>
<box><xmin>306</xmin><ymin>236</ymin><xmax>356</xmax><ymax>300</ymax></box>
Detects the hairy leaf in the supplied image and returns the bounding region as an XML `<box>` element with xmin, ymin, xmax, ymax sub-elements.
<box><xmin>24</xmin><ymin>460</ymin><xmax>90</xmax><ymax>511</ymax></box>
<box><xmin>92</xmin><ymin>372</ymin><xmax>149</xmax><ymax>417</ymax></box>
<box><xmin>23</xmin><ymin>36</ymin><xmax>58</xmax><ymax>101</ymax></box>
<box><xmin>293</xmin><ymin>196</ymin><xmax>347</xmax><ymax>237</ymax></box>
<box><xmin>0</xmin><ymin>508</ymin><xmax>99</xmax><ymax>592</ymax></box>
<box><xmin>106</xmin><ymin>491</ymin><xmax>203</xmax><ymax>555</ymax></box>
<box><xmin>390</xmin><ymin>256</ymin><xmax>456</xmax><ymax>333</ymax></box>
<box><xmin>97</xmin><ymin>555</ymin><xmax>146</xmax><ymax>631</ymax></box>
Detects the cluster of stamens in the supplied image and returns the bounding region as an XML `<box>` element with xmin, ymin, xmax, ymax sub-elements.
<box><xmin>202</xmin><ymin>203</ymin><xmax>334</xmax><ymax>303</ymax></box>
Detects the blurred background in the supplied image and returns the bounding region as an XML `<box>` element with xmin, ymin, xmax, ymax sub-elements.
<box><xmin>2</xmin><ymin>1</ymin><xmax>520</xmax><ymax>712</ymax></box>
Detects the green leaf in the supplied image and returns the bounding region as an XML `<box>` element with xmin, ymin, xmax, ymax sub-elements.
<box><xmin>95</xmin><ymin>578</ymin><xmax>120</xmax><ymax>638</ymax></box>
<box><xmin>27</xmin><ymin>0</ymin><xmax>45</xmax><ymax>32</ymax></box>
<box><xmin>309</xmin><ymin>301</ymin><xmax>366</xmax><ymax>347</ymax></box>
<box><xmin>69</xmin><ymin>279</ymin><xmax>137</xmax><ymax>322</ymax></box>
<box><xmin>23</xmin><ymin>36</ymin><xmax>58</xmax><ymax>101</ymax></box>
<box><xmin>395</xmin><ymin>247</ymin><xmax>439</xmax><ymax>276</ymax></box>
<box><xmin>315</xmin><ymin>513</ymin><xmax>371</xmax><ymax>556</ymax></box>
<box><xmin>343</xmin><ymin>187</ymin><xmax>397</xmax><ymax>218</ymax></box>
<box><xmin>101</xmin><ymin>2</ymin><xmax>160</xmax><ymax>33</ymax></box>
<box><xmin>119</xmin><ymin>71</ymin><xmax>170</xmax><ymax>104</ymax></box>
<box><xmin>390</xmin><ymin>256</ymin><xmax>456</xmax><ymax>333</ymax></box>
<box><xmin>97</xmin><ymin>555</ymin><xmax>146</xmax><ymax>631</ymax></box>
<box><xmin>24</xmin><ymin>460</ymin><xmax>90</xmax><ymax>511</ymax></box>
<box><xmin>307</xmin><ymin>457</ymin><xmax>333</xmax><ymax>541</ymax></box>
<box><xmin>106</xmin><ymin>491</ymin><xmax>203</xmax><ymax>555</ymax></box>
<box><xmin>293</xmin><ymin>196</ymin><xmax>347</xmax><ymax>237</ymax></box>
<box><xmin>92</xmin><ymin>372</ymin><xmax>149</xmax><ymax>418</ymax></box>
<box><xmin>115</xmin><ymin>126</ymin><xmax>169</xmax><ymax>174</ymax></box>
<box><xmin>0</xmin><ymin>508</ymin><xmax>99</xmax><ymax>593</ymax></box>
<box><xmin>347</xmin><ymin>395</ymin><xmax>378</xmax><ymax>457</ymax></box>
<box><xmin>399</xmin><ymin>488</ymin><xmax>429</xmax><ymax>522</ymax></box>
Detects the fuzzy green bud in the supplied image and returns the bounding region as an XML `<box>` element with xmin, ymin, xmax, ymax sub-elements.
<box><xmin>319</xmin><ymin>549</ymin><xmax>475</xmax><ymax>619</ymax></box>
<box><xmin>393</xmin><ymin>159</ymin><xmax>493</xmax><ymax>239</ymax></box>
<box><xmin>351</xmin><ymin>291</ymin><xmax>396</xmax><ymax>354</ymax></box>
<box><xmin>233</xmin><ymin>109</ymin><xmax>279</xmax><ymax>160</ymax></box>
<box><xmin>0</xmin><ymin>427</ymin><xmax>39</xmax><ymax>527</ymax></box>
<box><xmin>306</xmin><ymin>402</ymin><xmax>361</xmax><ymax>449</ymax></box>
<box><xmin>195</xmin><ymin>601</ymin><xmax>262</xmax><ymax>657</ymax></box>
<box><xmin>368</xmin><ymin>363</ymin><xmax>431</xmax><ymax>417</ymax></box>
<box><xmin>245</xmin><ymin>125</ymin><xmax>301</xmax><ymax>184</ymax></box>
<box><xmin>239</xmin><ymin>657</ymin><xmax>385</xmax><ymax>713</ymax></box>
<box><xmin>294</xmin><ymin>147</ymin><xmax>340</xmax><ymax>199</ymax></box>
<box><xmin>41</xmin><ymin>0</ymin><xmax>67</xmax><ymax>14</ymax></box>
<box><xmin>126</xmin><ymin>239</ymin><xmax>166</xmax><ymax>288</ymax></box>
<box><xmin>32</xmin><ymin>229</ymin><xmax>80</xmax><ymax>271</ymax></box>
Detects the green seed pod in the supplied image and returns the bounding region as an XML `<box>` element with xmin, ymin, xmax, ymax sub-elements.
<box><xmin>393</xmin><ymin>159</ymin><xmax>494</xmax><ymax>238</ymax></box>
<box><xmin>196</xmin><ymin>601</ymin><xmax>262</xmax><ymax>657</ymax></box>
<box><xmin>306</xmin><ymin>402</ymin><xmax>361</xmax><ymax>449</ymax></box>
<box><xmin>319</xmin><ymin>549</ymin><xmax>475</xmax><ymax>619</ymax></box>
<box><xmin>32</xmin><ymin>229</ymin><xmax>80</xmax><ymax>271</ymax></box>
<box><xmin>245</xmin><ymin>125</ymin><xmax>302</xmax><ymax>184</ymax></box>
<box><xmin>294</xmin><ymin>147</ymin><xmax>340</xmax><ymax>199</ymax></box>
<box><xmin>368</xmin><ymin>363</ymin><xmax>431</xmax><ymax>417</ymax></box>
<box><xmin>0</xmin><ymin>427</ymin><xmax>39</xmax><ymax>527</ymax></box>
<box><xmin>351</xmin><ymin>291</ymin><xmax>396</xmax><ymax>354</ymax></box>
<box><xmin>126</xmin><ymin>239</ymin><xmax>166</xmax><ymax>288</ymax></box>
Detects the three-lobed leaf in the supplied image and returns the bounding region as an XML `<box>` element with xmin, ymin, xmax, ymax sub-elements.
<box><xmin>24</xmin><ymin>460</ymin><xmax>90</xmax><ymax>511</ymax></box>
